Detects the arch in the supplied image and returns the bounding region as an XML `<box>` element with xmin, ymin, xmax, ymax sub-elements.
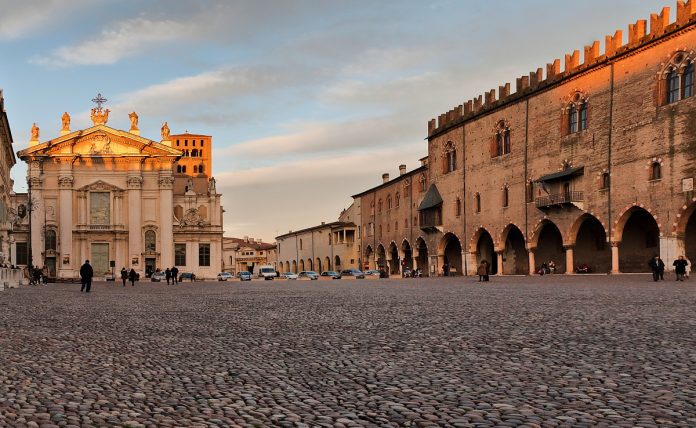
<box><xmin>325</xmin><ymin>256</ymin><xmax>331</xmax><ymax>272</ymax></box>
<box><xmin>415</xmin><ymin>237</ymin><xmax>428</xmax><ymax>275</ymax></box>
<box><xmin>438</xmin><ymin>232</ymin><xmax>462</xmax><ymax>276</ymax></box>
<box><xmin>364</xmin><ymin>245</ymin><xmax>373</xmax><ymax>271</ymax></box>
<box><xmin>376</xmin><ymin>244</ymin><xmax>386</xmax><ymax>270</ymax></box>
<box><xmin>285</xmin><ymin>261</ymin><xmax>290</xmax><ymax>273</ymax></box>
<box><xmin>615</xmin><ymin>206</ymin><xmax>660</xmax><ymax>273</ymax></box>
<box><xmin>570</xmin><ymin>214</ymin><xmax>611</xmax><ymax>273</ymax></box>
<box><xmin>299</xmin><ymin>259</ymin><xmax>305</xmax><ymax>271</ymax></box>
<box><xmin>401</xmin><ymin>240</ymin><xmax>413</xmax><ymax>271</ymax></box>
<box><xmin>388</xmin><ymin>241</ymin><xmax>399</xmax><ymax>275</ymax></box>
<box><xmin>334</xmin><ymin>255</ymin><xmax>342</xmax><ymax>271</ymax></box>
<box><xmin>472</xmin><ymin>228</ymin><xmax>497</xmax><ymax>275</ymax></box>
<box><xmin>292</xmin><ymin>260</ymin><xmax>297</xmax><ymax>273</ymax></box>
<box><xmin>316</xmin><ymin>257</ymin><xmax>322</xmax><ymax>273</ymax></box>
<box><xmin>501</xmin><ymin>224</ymin><xmax>528</xmax><ymax>275</ymax></box>
<box><xmin>532</xmin><ymin>220</ymin><xmax>566</xmax><ymax>274</ymax></box>
<box><xmin>307</xmin><ymin>259</ymin><xmax>313</xmax><ymax>271</ymax></box>
<box><xmin>679</xmin><ymin>202</ymin><xmax>696</xmax><ymax>265</ymax></box>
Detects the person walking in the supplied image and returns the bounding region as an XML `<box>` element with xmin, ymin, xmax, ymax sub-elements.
<box><xmin>165</xmin><ymin>267</ymin><xmax>171</xmax><ymax>285</ymax></box>
<box><xmin>442</xmin><ymin>263</ymin><xmax>449</xmax><ymax>277</ymax></box>
<box><xmin>128</xmin><ymin>268</ymin><xmax>137</xmax><ymax>287</ymax></box>
<box><xmin>120</xmin><ymin>267</ymin><xmax>128</xmax><ymax>287</ymax></box>
<box><xmin>80</xmin><ymin>259</ymin><xmax>94</xmax><ymax>293</ymax></box>
<box><xmin>171</xmin><ymin>266</ymin><xmax>179</xmax><ymax>285</ymax></box>
<box><xmin>648</xmin><ymin>255</ymin><xmax>665</xmax><ymax>281</ymax></box>
<box><xmin>673</xmin><ymin>255</ymin><xmax>689</xmax><ymax>281</ymax></box>
<box><xmin>477</xmin><ymin>260</ymin><xmax>488</xmax><ymax>282</ymax></box>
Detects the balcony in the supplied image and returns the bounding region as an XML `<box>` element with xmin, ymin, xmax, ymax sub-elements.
<box><xmin>535</xmin><ymin>191</ymin><xmax>584</xmax><ymax>209</ymax></box>
<box><xmin>74</xmin><ymin>224</ymin><xmax>127</xmax><ymax>232</ymax></box>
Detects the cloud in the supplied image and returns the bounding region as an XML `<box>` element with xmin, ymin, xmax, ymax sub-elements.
<box><xmin>0</xmin><ymin>0</ymin><xmax>87</xmax><ymax>40</ymax></box>
<box><xmin>30</xmin><ymin>17</ymin><xmax>192</xmax><ymax>67</ymax></box>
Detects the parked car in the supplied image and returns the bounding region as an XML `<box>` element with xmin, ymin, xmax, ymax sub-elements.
<box><xmin>217</xmin><ymin>272</ymin><xmax>234</xmax><ymax>281</ymax></box>
<box><xmin>365</xmin><ymin>270</ymin><xmax>382</xmax><ymax>277</ymax></box>
<box><xmin>150</xmin><ymin>271</ymin><xmax>166</xmax><ymax>282</ymax></box>
<box><xmin>281</xmin><ymin>272</ymin><xmax>298</xmax><ymax>280</ymax></box>
<box><xmin>340</xmin><ymin>268</ymin><xmax>365</xmax><ymax>279</ymax></box>
<box><xmin>258</xmin><ymin>265</ymin><xmax>278</xmax><ymax>280</ymax></box>
<box><xmin>178</xmin><ymin>272</ymin><xmax>196</xmax><ymax>282</ymax></box>
<box><xmin>298</xmin><ymin>271</ymin><xmax>319</xmax><ymax>280</ymax></box>
<box><xmin>320</xmin><ymin>271</ymin><xmax>341</xmax><ymax>279</ymax></box>
<box><xmin>238</xmin><ymin>271</ymin><xmax>252</xmax><ymax>281</ymax></box>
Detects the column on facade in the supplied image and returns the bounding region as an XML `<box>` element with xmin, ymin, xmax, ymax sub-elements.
<box><xmin>57</xmin><ymin>175</ymin><xmax>73</xmax><ymax>277</ymax></box>
<box><xmin>29</xmin><ymin>177</ymin><xmax>44</xmax><ymax>268</ymax></box>
<box><xmin>159</xmin><ymin>175</ymin><xmax>174</xmax><ymax>269</ymax></box>
<box><xmin>127</xmin><ymin>174</ymin><xmax>143</xmax><ymax>274</ymax></box>
<box><xmin>9</xmin><ymin>234</ymin><xmax>15</xmax><ymax>266</ymax></box>
<box><xmin>528</xmin><ymin>249</ymin><xmax>536</xmax><ymax>275</ymax></box>
<box><xmin>465</xmin><ymin>252</ymin><xmax>477</xmax><ymax>276</ymax></box>
<box><xmin>113</xmin><ymin>190</ymin><xmax>123</xmax><ymax>227</ymax></box>
<box><xmin>564</xmin><ymin>246</ymin><xmax>574</xmax><ymax>274</ymax></box>
<box><xmin>611</xmin><ymin>242</ymin><xmax>620</xmax><ymax>274</ymax></box>
<box><xmin>497</xmin><ymin>252</ymin><xmax>504</xmax><ymax>275</ymax></box>
<box><xmin>77</xmin><ymin>190</ymin><xmax>86</xmax><ymax>225</ymax></box>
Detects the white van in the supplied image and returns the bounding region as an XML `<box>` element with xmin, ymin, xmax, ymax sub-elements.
<box><xmin>258</xmin><ymin>265</ymin><xmax>277</xmax><ymax>280</ymax></box>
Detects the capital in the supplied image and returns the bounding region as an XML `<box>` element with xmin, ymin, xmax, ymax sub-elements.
<box><xmin>158</xmin><ymin>176</ymin><xmax>175</xmax><ymax>189</ymax></box>
<box><xmin>58</xmin><ymin>176</ymin><xmax>74</xmax><ymax>189</ymax></box>
<box><xmin>127</xmin><ymin>176</ymin><xmax>143</xmax><ymax>189</ymax></box>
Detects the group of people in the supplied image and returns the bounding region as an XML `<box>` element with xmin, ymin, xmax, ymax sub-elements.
<box><xmin>538</xmin><ymin>260</ymin><xmax>556</xmax><ymax>275</ymax></box>
<box><xmin>24</xmin><ymin>265</ymin><xmax>48</xmax><ymax>286</ymax></box>
<box><xmin>119</xmin><ymin>267</ymin><xmax>140</xmax><ymax>287</ymax></box>
<box><xmin>649</xmin><ymin>255</ymin><xmax>690</xmax><ymax>282</ymax></box>
<box><xmin>477</xmin><ymin>260</ymin><xmax>491</xmax><ymax>281</ymax></box>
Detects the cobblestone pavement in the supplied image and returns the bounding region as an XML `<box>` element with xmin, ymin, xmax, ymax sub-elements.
<box><xmin>1</xmin><ymin>275</ymin><xmax>696</xmax><ymax>427</ymax></box>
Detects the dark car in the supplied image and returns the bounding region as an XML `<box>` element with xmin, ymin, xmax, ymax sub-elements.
<box><xmin>320</xmin><ymin>271</ymin><xmax>341</xmax><ymax>279</ymax></box>
<box><xmin>178</xmin><ymin>272</ymin><xmax>196</xmax><ymax>282</ymax></box>
<box><xmin>340</xmin><ymin>269</ymin><xmax>365</xmax><ymax>279</ymax></box>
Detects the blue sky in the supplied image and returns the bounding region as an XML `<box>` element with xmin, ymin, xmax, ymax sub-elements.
<box><xmin>0</xmin><ymin>0</ymin><xmax>671</xmax><ymax>241</ymax></box>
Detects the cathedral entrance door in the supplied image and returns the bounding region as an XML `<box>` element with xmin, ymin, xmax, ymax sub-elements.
<box><xmin>145</xmin><ymin>258</ymin><xmax>156</xmax><ymax>278</ymax></box>
<box><xmin>46</xmin><ymin>258</ymin><xmax>56</xmax><ymax>278</ymax></box>
<box><xmin>91</xmin><ymin>243</ymin><xmax>109</xmax><ymax>278</ymax></box>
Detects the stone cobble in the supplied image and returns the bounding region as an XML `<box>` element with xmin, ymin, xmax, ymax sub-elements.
<box><xmin>0</xmin><ymin>275</ymin><xmax>695</xmax><ymax>427</ymax></box>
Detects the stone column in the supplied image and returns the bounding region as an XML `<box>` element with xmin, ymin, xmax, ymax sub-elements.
<box><xmin>466</xmin><ymin>252</ymin><xmax>477</xmax><ymax>276</ymax></box>
<box><xmin>497</xmin><ymin>252</ymin><xmax>504</xmax><ymax>275</ymax></box>
<box><xmin>528</xmin><ymin>249</ymin><xmax>536</xmax><ymax>275</ymax></box>
<box><xmin>159</xmin><ymin>175</ymin><xmax>174</xmax><ymax>269</ymax></box>
<box><xmin>564</xmin><ymin>246</ymin><xmax>574</xmax><ymax>274</ymax></box>
<box><xmin>611</xmin><ymin>242</ymin><xmax>620</xmax><ymax>274</ymax></box>
<box><xmin>127</xmin><ymin>175</ymin><xmax>143</xmax><ymax>274</ymax></box>
<box><xmin>113</xmin><ymin>191</ymin><xmax>123</xmax><ymax>227</ymax></box>
<box><xmin>660</xmin><ymin>236</ymin><xmax>678</xmax><ymax>272</ymax></box>
<box><xmin>58</xmin><ymin>175</ymin><xmax>73</xmax><ymax>277</ymax></box>
<box><xmin>77</xmin><ymin>191</ymin><xmax>86</xmax><ymax>226</ymax></box>
<box><xmin>29</xmin><ymin>177</ymin><xmax>44</xmax><ymax>268</ymax></box>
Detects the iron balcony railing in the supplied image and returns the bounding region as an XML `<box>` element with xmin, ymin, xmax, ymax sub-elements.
<box><xmin>535</xmin><ymin>191</ymin><xmax>584</xmax><ymax>208</ymax></box>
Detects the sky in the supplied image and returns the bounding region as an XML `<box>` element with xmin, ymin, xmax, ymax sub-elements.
<box><xmin>0</xmin><ymin>0</ymin><xmax>672</xmax><ymax>242</ymax></box>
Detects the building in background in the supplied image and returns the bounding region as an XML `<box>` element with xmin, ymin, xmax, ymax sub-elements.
<box><xmin>171</xmin><ymin>132</ymin><xmax>212</xmax><ymax>177</ymax></box>
<box><xmin>0</xmin><ymin>90</ymin><xmax>16</xmax><ymax>266</ymax></box>
<box><xmin>14</xmin><ymin>102</ymin><xmax>223</xmax><ymax>279</ymax></box>
<box><xmin>222</xmin><ymin>236</ymin><xmax>276</xmax><ymax>275</ymax></box>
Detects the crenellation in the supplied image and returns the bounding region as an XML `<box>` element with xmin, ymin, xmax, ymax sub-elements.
<box><xmin>650</xmin><ymin>7</ymin><xmax>671</xmax><ymax>36</ymax></box>
<box><xmin>464</xmin><ymin>100</ymin><xmax>473</xmax><ymax>115</ymax></box>
<box><xmin>677</xmin><ymin>0</ymin><xmax>696</xmax><ymax>24</ymax></box>
<box><xmin>498</xmin><ymin>83</ymin><xmax>510</xmax><ymax>100</ymax></box>
<box><xmin>516</xmin><ymin>75</ymin><xmax>530</xmax><ymax>92</ymax></box>
<box><xmin>546</xmin><ymin>59</ymin><xmax>561</xmax><ymax>79</ymax></box>
<box><xmin>438</xmin><ymin>113</ymin><xmax>445</xmax><ymax>128</ymax></box>
<box><xmin>484</xmin><ymin>89</ymin><xmax>496</xmax><ymax>105</ymax></box>
<box><xmin>584</xmin><ymin>41</ymin><xmax>600</xmax><ymax>65</ymax></box>
<box><xmin>628</xmin><ymin>20</ymin><xmax>647</xmax><ymax>46</ymax></box>
<box><xmin>605</xmin><ymin>30</ymin><xmax>623</xmax><ymax>57</ymax></box>
<box><xmin>473</xmin><ymin>95</ymin><xmax>483</xmax><ymax>111</ymax></box>
<box><xmin>428</xmin><ymin>118</ymin><xmax>436</xmax><ymax>135</ymax></box>
<box><xmin>529</xmin><ymin>68</ymin><xmax>543</xmax><ymax>86</ymax></box>
<box><xmin>564</xmin><ymin>50</ymin><xmax>580</xmax><ymax>73</ymax></box>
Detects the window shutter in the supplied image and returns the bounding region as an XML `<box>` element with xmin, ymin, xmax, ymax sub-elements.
<box><xmin>490</xmin><ymin>136</ymin><xmax>497</xmax><ymax>157</ymax></box>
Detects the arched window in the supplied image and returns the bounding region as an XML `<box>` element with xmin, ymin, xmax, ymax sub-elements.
<box><xmin>493</xmin><ymin>121</ymin><xmax>511</xmax><ymax>157</ymax></box>
<box><xmin>177</xmin><ymin>165</ymin><xmax>182</xmax><ymax>173</ymax></box>
<box><xmin>668</xmin><ymin>68</ymin><xmax>680</xmax><ymax>104</ymax></box>
<box><xmin>193</xmin><ymin>165</ymin><xmax>198</xmax><ymax>174</ymax></box>
<box><xmin>145</xmin><ymin>230</ymin><xmax>156</xmax><ymax>252</ymax></box>
<box><xmin>370</xmin><ymin>201</ymin><xmax>375</xmax><ymax>215</ymax></box>
<box><xmin>199</xmin><ymin>164</ymin><xmax>204</xmax><ymax>174</ymax></box>
<box><xmin>650</xmin><ymin>162</ymin><xmax>662</xmax><ymax>180</ymax></box>
<box><xmin>502</xmin><ymin>187</ymin><xmax>509</xmax><ymax>208</ymax></box>
<box><xmin>387</xmin><ymin>195</ymin><xmax>392</xmax><ymax>210</ymax></box>
<box><xmin>443</xmin><ymin>141</ymin><xmax>456</xmax><ymax>173</ymax></box>
<box><xmin>565</xmin><ymin>92</ymin><xmax>589</xmax><ymax>134</ymax></box>
<box><xmin>455</xmin><ymin>198</ymin><xmax>461</xmax><ymax>217</ymax></box>
<box><xmin>378</xmin><ymin>199</ymin><xmax>383</xmax><ymax>212</ymax></box>
<box><xmin>569</xmin><ymin>104</ymin><xmax>578</xmax><ymax>133</ymax></box>
<box><xmin>475</xmin><ymin>193</ymin><xmax>481</xmax><ymax>213</ymax></box>
<box><xmin>395</xmin><ymin>192</ymin><xmax>400</xmax><ymax>208</ymax></box>
<box><xmin>662</xmin><ymin>52</ymin><xmax>696</xmax><ymax>104</ymax></box>
<box><xmin>579</xmin><ymin>101</ymin><xmax>588</xmax><ymax>130</ymax></box>
<box><xmin>45</xmin><ymin>229</ymin><xmax>56</xmax><ymax>251</ymax></box>
<box><xmin>601</xmin><ymin>172</ymin><xmax>610</xmax><ymax>190</ymax></box>
<box><xmin>181</xmin><ymin>165</ymin><xmax>187</xmax><ymax>173</ymax></box>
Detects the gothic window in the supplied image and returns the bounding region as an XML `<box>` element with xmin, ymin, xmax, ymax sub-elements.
<box><xmin>661</xmin><ymin>51</ymin><xmax>696</xmax><ymax>105</ymax></box>
<box><xmin>45</xmin><ymin>229</ymin><xmax>57</xmax><ymax>251</ymax></box>
<box><xmin>443</xmin><ymin>141</ymin><xmax>456</xmax><ymax>173</ymax></box>
<box><xmin>475</xmin><ymin>193</ymin><xmax>481</xmax><ymax>213</ymax></box>
<box><xmin>565</xmin><ymin>92</ymin><xmax>589</xmax><ymax>135</ymax></box>
<box><xmin>601</xmin><ymin>172</ymin><xmax>610</xmax><ymax>190</ymax></box>
<box><xmin>668</xmin><ymin>68</ymin><xmax>680</xmax><ymax>103</ymax></box>
<box><xmin>493</xmin><ymin>121</ymin><xmax>511</xmax><ymax>157</ymax></box>
<box><xmin>502</xmin><ymin>187</ymin><xmax>509</xmax><ymax>208</ymax></box>
<box><xmin>650</xmin><ymin>162</ymin><xmax>662</xmax><ymax>180</ymax></box>
<box><xmin>455</xmin><ymin>198</ymin><xmax>461</xmax><ymax>217</ymax></box>
<box><xmin>191</xmin><ymin>149</ymin><xmax>198</xmax><ymax>157</ymax></box>
<box><xmin>387</xmin><ymin>195</ymin><xmax>392</xmax><ymax>210</ymax></box>
<box><xmin>145</xmin><ymin>230</ymin><xmax>156</xmax><ymax>252</ymax></box>
<box><xmin>579</xmin><ymin>101</ymin><xmax>588</xmax><ymax>130</ymax></box>
<box><xmin>404</xmin><ymin>178</ymin><xmax>411</xmax><ymax>195</ymax></box>
<box><xmin>199</xmin><ymin>164</ymin><xmax>204</xmax><ymax>174</ymax></box>
<box><xmin>378</xmin><ymin>199</ymin><xmax>383</xmax><ymax>212</ymax></box>
<box><xmin>684</xmin><ymin>62</ymin><xmax>694</xmax><ymax>99</ymax></box>
<box><xmin>395</xmin><ymin>192</ymin><xmax>400</xmax><ymax>208</ymax></box>
<box><xmin>569</xmin><ymin>104</ymin><xmax>578</xmax><ymax>133</ymax></box>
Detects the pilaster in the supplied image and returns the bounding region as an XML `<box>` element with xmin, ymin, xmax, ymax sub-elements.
<box><xmin>127</xmin><ymin>174</ymin><xmax>143</xmax><ymax>274</ymax></box>
<box><xmin>159</xmin><ymin>175</ymin><xmax>175</xmax><ymax>269</ymax></box>
<box><xmin>58</xmin><ymin>175</ymin><xmax>73</xmax><ymax>277</ymax></box>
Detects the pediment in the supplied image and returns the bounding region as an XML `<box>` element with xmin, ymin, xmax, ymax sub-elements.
<box><xmin>18</xmin><ymin>125</ymin><xmax>182</xmax><ymax>158</ymax></box>
<box><xmin>78</xmin><ymin>180</ymin><xmax>124</xmax><ymax>192</ymax></box>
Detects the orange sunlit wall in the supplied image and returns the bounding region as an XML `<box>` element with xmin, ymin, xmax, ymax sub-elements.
<box><xmin>171</xmin><ymin>133</ymin><xmax>212</xmax><ymax>177</ymax></box>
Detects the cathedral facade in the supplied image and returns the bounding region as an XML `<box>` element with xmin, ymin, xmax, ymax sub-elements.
<box><xmin>12</xmin><ymin>107</ymin><xmax>223</xmax><ymax>279</ymax></box>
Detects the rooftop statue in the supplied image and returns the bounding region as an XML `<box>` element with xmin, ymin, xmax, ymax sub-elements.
<box><xmin>161</xmin><ymin>122</ymin><xmax>170</xmax><ymax>140</ymax></box>
<box><xmin>129</xmin><ymin>112</ymin><xmax>139</xmax><ymax>132</ymax></box>
<box><xmin>61</xmin><ymin>112</ymin><xmax>70</xmax><ymax>132</ymax></box>
<box><xmin>30</xmin><ymin>123</ymin><xmax>39</xmax><ymax>141</ymax></box>
<box><xmin>90</xmin><ymin>107</ymin><xmax>110</xmax><ymax>126</ymax></box>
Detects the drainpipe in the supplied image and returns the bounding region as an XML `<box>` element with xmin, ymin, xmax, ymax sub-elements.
<box><xmin>462</xmin><ymin>123</ymin><xmax>468</xmax><ymax>276</ymax></box>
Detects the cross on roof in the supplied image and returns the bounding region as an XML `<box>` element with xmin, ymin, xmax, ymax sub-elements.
<box><xmin>91</xmin><ymin>93</ymin><xmax>108</xmax><ymax>110</ymax></box>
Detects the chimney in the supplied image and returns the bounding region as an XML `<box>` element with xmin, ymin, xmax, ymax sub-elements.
<box><xmin>382</xmin><ymin>173</ymin><xmax>389</xmax><ymax>183</ymax></box>
<box><xmin>243</xmin><ymin>236</ymin><xmax>249</xmax><ymax>242</ymax></box>
<box><xmin>399</xmin><ymin>164</ymin><xmax>407</xmax><ymax>175</ymax></box>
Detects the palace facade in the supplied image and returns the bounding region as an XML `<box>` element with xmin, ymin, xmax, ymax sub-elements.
<box><xmin>354</xmin><ymin>1</ymin><xmax>696</xmax><ymax>276</ymax></box>
<box><xmin>12</xmin><ymin>107</ymin><xmax>223</xmax><ymax>279</ymax></box>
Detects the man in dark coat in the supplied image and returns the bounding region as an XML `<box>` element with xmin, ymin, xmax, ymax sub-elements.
<box><xmin>648</xmin><ymin>255</ymin><xmax>665</xmax><ymax>281</ymax></box>
<box><xmin>128</xmin><ymin>268</ymin><xmax>137</xmax><ymax>287</ymax></box>
<box><xmin>673</xmin><ymin>255</ymin><xmax>689</xmax><ymax>281</ymax></box>
<box><xmin>171</xmin><ymin>266</ymin><xmax>179</xmax><ymax>285</ymax></box>
<box><xmin>80</xmin><ymin>260</ymin><xmax>94</xmax><ymax>292</ymax></box>
<box><xmin>165</xmin><ymin>268</ymin><xmax>171</xmax><ymax>285</ymax></box>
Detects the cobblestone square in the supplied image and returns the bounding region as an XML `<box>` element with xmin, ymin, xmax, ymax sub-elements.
<box><xmin>1</xmin><ymin>275</ymin><xmax>696</xmax><ymax>427</ymax></box>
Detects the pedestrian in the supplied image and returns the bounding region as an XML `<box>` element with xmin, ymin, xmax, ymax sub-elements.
<box><xmin>41</xmin><ymin>265</ymin><xmax>48</xmax><ymax>285</ymax></box>
<box><xmin>539</xmin><ymin>262</ymin><xmax>548</xmax><ymax>276</ymax></box>
<box><xmin>171</xmin><ymin>266</ymin><xmax>179</xmax><ymax>285</ymax></box>
<box><xmin>165</xmin><ymin>267</ymin><xmax>171</xmax><ymax>285</ymax></box>
<box><xmin>548</xmin><ymin>260</ymin><xmax>556</xmax><ymax>274</ymax></box>
<box><xmin>120</xmin><ymin>267</ymin><xmax>128</xmax><ymax>287</ymax></box>
<box><xmin>80</xmin><ymin>259</ymin><xmax>93</xmax><ymax>293</ymax></box>
<box><xmin>648</xmin><ymin>255</ymin><xmax>665</xmax><ymax>281</ymax></box>
<box><xmin>673</xmin><ymin>255</ymin><xmax>688</xmax><ymax>281</ymax></box>
<box><xmin>442</xmin><ymin>263</ymin><xmax>449</xmax><ymax>277</ymax></box>
<box><xmin>129</xmin><ymin>268</ymin><xmax>137</xmax><ymax>287</ymax></box>
<box><xmin>477</xmin><ymin>260</ymin><xmax>488</xmax><ymax>282</ymax></box>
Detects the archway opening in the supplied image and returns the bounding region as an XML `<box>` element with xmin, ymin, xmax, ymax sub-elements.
<box><xmin>401</xmin><ymin>240</ymin><xmax>413</xmax><ymax>271</ymax></box>
<box><xmin>292</xmin><ymin>260</ymin><xmax>297</xmax><ymax>273</ymax></box>
<box><xmin>440</xmin><ymin>233</ymin><xmax>462</xmax><ymax>276</ymax></box>
<box><xmin>388</xmin><ymin>243</ymin><xmax>399</xmax><ymax>275</ymax></box>
<box><xmin>299</xmin><ymin>260</ymin><xmax>305</xmax><ymax>271</ymax></box>
<box><xmin>503</xmin><ymin>225</ymin><xmax>528</xmax><ymax>275</ymax></box>
<box><xmin>334</xmin><ymin>255</ymin><xmax>342</xmax><ymax>272</ymax></box>
<box><xmin>476</xmin><ymin>229</ymin><xmax>497</xmax><ymax>275</ymax></box>
<box><xmin>415</xmin><ymin>238</ymin><xmax>428</xmax><ymax>275</ymax></box>
<box><xmin>285</xmin><ymin>261</ymin><xmax>290</xmax><ymax>273</ymax></box>
<box><xmin>535</xmin><ymin>221</ymin><xmax>566</xmax><ymax>274</ymax></box>
<box><xmin>574</xmin><ymin>215</ymin><xmax>610</xmax><ymax>273</ymax></box>
<box><xmin>619</xmin><ymin>208</ymin><xmax>659</xmax><ymax>272</ymax></box>
<box><xmin>376</xmin><ymin>245</ymin><xmax>386</xmax><ymax>271</ymax></box>
<box><xmin>363</xmin><ymin>246</ymin><xmax>373</xmax><ymax>271</ymax></box>
<box><xmin>315</xmin><ymin>257</ymin><xmax>322</xmax><ymax>273</ymax></box>
<box><xmin>685</xmin><ymin>208</ymin><xmax>696</xmax><ymax>264</ymax></box>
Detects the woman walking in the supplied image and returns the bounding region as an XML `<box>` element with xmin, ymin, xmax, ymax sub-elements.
<box><xmin>128</xmin><ymin>268</ymin><xmax>137</xmax><ymax>287</ymax></box>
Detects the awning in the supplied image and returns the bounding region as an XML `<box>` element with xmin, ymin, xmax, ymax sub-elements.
<box><xmin>418</xmin><ymin>184</ymin><xmax>443</xmax><ymax>210</ymax></box>
<box><xmin>535</xmin><ymin>166</ymin><xmax>584</xmax><ymax>183</ymax></box>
